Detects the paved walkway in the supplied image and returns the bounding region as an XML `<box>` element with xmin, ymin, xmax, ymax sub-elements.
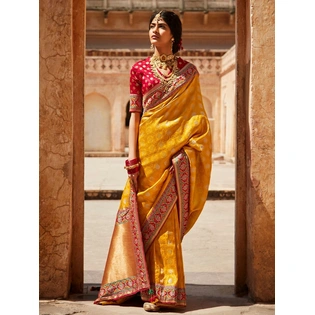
<box><xmin>39</xmin><ymin>297</ymin><xmax>275</xmax><ymax>314</ymax></box>
<box><xmin>39</xmin><ymin>158</ymin><xmax>275</xmax><ymax>314</ymax></box>
<box><xmin>84</xmin><ymin>157</ymin><xmax>236</xmax><ymax>191</ymax></box>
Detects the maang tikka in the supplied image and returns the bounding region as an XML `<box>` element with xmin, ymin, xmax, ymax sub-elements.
<box><xmin>150</xmin><ymin>12</ymin><xmax>163</xmax><ymax>50</ymax></box>
<box><xmin>152</xmin><ymin>11</ymin><xmax>163</xmax><ymax>23</ymax></box>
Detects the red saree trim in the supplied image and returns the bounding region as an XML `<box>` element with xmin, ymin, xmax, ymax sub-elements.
<box><xmin>141</xmin><ymin>175</ymin><xmax>177</xmax><ymax>253</ymax></box>
<box><xmin>143</xmin><ymin>63</ymin><xmax>198</xmax><ymax>113</ymax></box>
<box><xmin>172</xmin><ymin>149</ymin><xmax>190</xmax><ymax>240</ymax></box>
<box><xmin>141</xmin><ymin>285</ymin><xmax>187</xmax><ymax>306</ymax></box>
<box><xmin>141</xmin><ymin>149</ymin><xmax>190</xmax><ymax>252</ymax></box>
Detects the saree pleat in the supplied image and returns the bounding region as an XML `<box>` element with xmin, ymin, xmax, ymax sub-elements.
<box><xmin>94</xmin><ymin>183</ymin><xmax>150</xmax><ymax>305</ymax></box>
<box><xmin>95</xmin><ymin>64</ymin><xmax>212</xmax><ymax>307</ymax></box>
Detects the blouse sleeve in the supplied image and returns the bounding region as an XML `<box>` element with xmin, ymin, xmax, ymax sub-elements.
<box><xmin>129</xmin><ymin>64</ymin><xmax>143</xmax><ymax>113</ymax></box>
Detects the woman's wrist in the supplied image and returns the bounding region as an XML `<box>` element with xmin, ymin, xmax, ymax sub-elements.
<box><xmin>126</xmin><ymin>157</ymin><xmax>139</xmax><ymax>166</ymax></box>
<box><xmin>125</xmin><ymin>157</ymin><xmax>140</xmax><ymax>174</ymax></box>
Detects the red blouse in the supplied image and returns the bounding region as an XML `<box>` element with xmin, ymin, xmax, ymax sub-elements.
<box><xmin>129</xmin><ymin>56</ymin><xmax>190</xmax><ymax>113</ymax></box>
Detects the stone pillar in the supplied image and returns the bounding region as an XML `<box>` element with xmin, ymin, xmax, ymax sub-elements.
<box><xmin>71</xmin><ymin>0</ymin><xmax>85</xmax><ymax>294</ymax></box>
<box><xmin>39</xmin><ymin>0</ymin><xmax>85</xmax><ymax>298</ymax></box>
<box><xmin>235</xmin><ymin>0</ymin><xmax>250</xmax><ymax>296</ymax></box>
<box><xmin>246</xmin><ymin>0</ymin><xmax>275</xmax><ymax>302</ymax></box>
<box><xmin>235</xmin><ymin>0</ymin><xmax>275</xmax><ymax>302</ymax></box>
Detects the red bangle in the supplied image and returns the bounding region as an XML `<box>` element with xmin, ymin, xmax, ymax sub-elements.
<box><xmin>127</xmin><ymin>166</ymin><xmax>139</xmax><ymax>174</ymax></box>
<box><xmin>125</xmin><ymin>158</ymin><xmax>139</xmax><ymax>166</ymax></box>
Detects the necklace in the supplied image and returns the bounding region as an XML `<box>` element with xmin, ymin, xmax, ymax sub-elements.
<box><xmin>150</xmin><ymin>54</ymin><xmax>179</xmax><ymax>92</ymax></box>
<box><xmin>151</xmin><ymin>54</ymin><xmax>176</xmax><ymax>70</ymax></box>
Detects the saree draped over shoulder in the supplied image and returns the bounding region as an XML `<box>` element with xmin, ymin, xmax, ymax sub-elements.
<box><xmin>94</xmin><ymin>57</ymin><xmax>212</xmax><ymax>307</ymax></box>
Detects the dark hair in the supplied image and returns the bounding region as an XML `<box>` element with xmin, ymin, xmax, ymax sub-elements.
<box><xmin>149</xmin><ymin>11</ymin><xmax>182</xmax><ymax>54</ymax></box>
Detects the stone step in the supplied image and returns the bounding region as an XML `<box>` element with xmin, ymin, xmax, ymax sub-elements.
<box><xmin>85</xmin><ymin>189</ymin><xmax>235</xmax><ymax>200</ymax></box>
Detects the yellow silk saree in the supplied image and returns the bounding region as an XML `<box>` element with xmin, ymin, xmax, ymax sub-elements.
<box><xmin>94</xmin><ymin>63</ymin><xmax>212</xmax><ymax>308</ymax></box>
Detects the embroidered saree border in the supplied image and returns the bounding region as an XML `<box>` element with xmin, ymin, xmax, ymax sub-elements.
<box><xmin>141</xmin><ymin>149</ymin><xmax>190</xmax><ymax>252</ymax></box>
<box><xmin>172</xmin><ymin>150</ymin><xmax>190</xmax><ymax>240</ymax></box>
<box><xmin>141</xmin><ymin>284</ymin><xmax>187</xmax><ymax>306</ymax></box>
<box><xmin>127</xmin><ymin>188</ymin><xmax>149</xmax><ymax>291</ymax></box>
<box><xmin>143</xmin><ymin>63</ymin><xmax>197</xmax><ymax>112</ymax></box>
<box><xmin>141</xmin><ymin>175</ymin><xmax>177</xmax><ymax>253</ymax></box>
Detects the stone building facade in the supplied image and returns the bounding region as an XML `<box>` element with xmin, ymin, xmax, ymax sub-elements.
<box><xmin>39</xmin><ymin>0</ymin><xmax>275</xmax><ymax>303</ymax></box>
<box><xmin>84</xmin><ymin>47</ymin><xmax>235</xmax><ymax>160</ymax></box>
<box><xmin>84</xmin><ymin>2</ymin><xmax>237</xmax><ymax>160</ymax></box>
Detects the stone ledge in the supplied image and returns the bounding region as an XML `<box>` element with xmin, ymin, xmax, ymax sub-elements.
<box><xmin>207</xmin><ymin>190</ymin><xmax>235</xmax><ymax>200</ymax></box>
<box><xmin>85</xmin><ymin>190</ymin><xmax>235</xmax><ymax>200</ymax></box>
<box><xmin>85</xmin><ymin>151</ymin><xmax>128</xmax><ymax>157</ymax></box>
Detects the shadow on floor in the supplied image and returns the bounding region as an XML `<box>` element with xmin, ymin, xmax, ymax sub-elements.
<box><xmin>70</xmin><ymin>284</ymin><xmax>252</xmax><ymax>313</ymax></box>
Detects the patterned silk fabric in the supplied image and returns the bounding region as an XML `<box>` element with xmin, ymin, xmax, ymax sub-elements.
<box><xmin>94</xmin><ymin>57</ymin><xmax>212</xmax><ymax>308</ymax></box>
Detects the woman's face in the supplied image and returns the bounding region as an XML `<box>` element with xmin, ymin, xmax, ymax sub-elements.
<box><xmin>149</xmin><ymin>17</ymin><xmax>173</xmax><ymax>51</ymax></box>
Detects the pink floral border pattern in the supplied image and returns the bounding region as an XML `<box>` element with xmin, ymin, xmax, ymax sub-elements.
<box><xmin>172</xmin><ymin>149</ymin><xmax>190</xmax><ymax>239</ymax></box>
<box><xmin>141</xmin><ymin>284</ymin><xmax>187</xmax><ymax>306</ymax></box>
<box><xmin>141</xmin><ymin>149</ymin><xmax>190</xmax><ymax>252</ymax></box>
<box><xmin>143</xmin><ymin>63</ymin><xmax>197</xmax><ymax>113</ymax></box>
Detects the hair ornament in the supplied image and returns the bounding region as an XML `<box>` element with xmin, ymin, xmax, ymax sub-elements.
<box><xmin>153</xmin><ymin>11</ymin><xmax>163</xmax><ymax>23</ymax></box>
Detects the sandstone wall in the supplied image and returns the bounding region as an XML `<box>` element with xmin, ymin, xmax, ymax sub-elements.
<box><xmin>39</xmin><ymin>0</ymin><xmax>85</xmax><ymax>298</ymax></box>
<box><xmin>246</xmin><ymin>0</ymin><xmax>275</xmax><ymax>302</ymax></box>
<box><xmin>235</xmin><ymin>0</ymin><xmax>275</xmax><ymax>302</ymax></box>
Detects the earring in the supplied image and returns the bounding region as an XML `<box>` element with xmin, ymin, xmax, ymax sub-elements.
<box><xmin>150</xmin><ymin>43</ymin><xmax>154</xmax><ymax>49</ymax></box>
<box><xmin>171</xmin><ymin>38</ymin><xmax>174</xmax><ymax>50</ymax></box>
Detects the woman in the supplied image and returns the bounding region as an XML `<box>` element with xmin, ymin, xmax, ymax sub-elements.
<box><xmin>94</xmin><ymin>10</ymin><xmax>212</xmax><ymax>312</ymax></box>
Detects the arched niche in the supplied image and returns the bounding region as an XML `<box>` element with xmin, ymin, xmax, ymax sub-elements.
<box><xmin>84</xmin><ymin>93</ymin><xmax>111</xmax><ymax>152</ymax></box>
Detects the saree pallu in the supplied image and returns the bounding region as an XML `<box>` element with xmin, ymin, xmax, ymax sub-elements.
<box><xmin>94</xmin><ymin>66</ymin><xmax>212</xmax><ymax>307</ymax></box>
